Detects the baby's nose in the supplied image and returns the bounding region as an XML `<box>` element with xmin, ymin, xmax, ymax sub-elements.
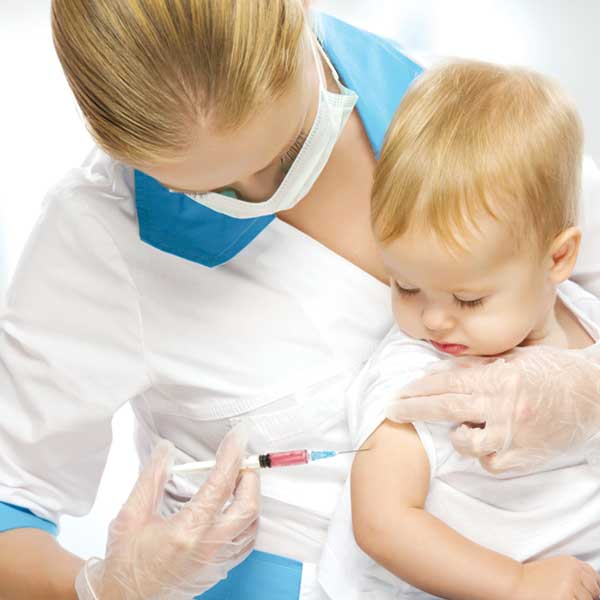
<box><xmin>421</xmin><ymin>305</ymin><xmax>455</xmax><ymax>332</ymax></box>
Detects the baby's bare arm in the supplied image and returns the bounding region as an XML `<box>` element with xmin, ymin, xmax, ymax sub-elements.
<box><xmin>351</xmin><ymin>420</ymin><xmax>523</xmax><ymax>600</ymax></box>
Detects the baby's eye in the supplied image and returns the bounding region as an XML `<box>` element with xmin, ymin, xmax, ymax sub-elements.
<box><xmin>394</xmin><ymin>282</ymin><xmax>420</xmax><ymax>297</ymax></box>
<box><xmin>453</xmin><ymin>296</ymin><xmax>485</xmax><ymax>310</ymax></box>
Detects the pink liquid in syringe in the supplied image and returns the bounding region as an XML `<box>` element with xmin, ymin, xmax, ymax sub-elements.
<box><xmin>268</xmin><ymin>450</ymin><xmax>309</xmax><ymax>467</ymax></box>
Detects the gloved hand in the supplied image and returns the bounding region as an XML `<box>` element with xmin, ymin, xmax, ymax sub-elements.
<box><xmin>75</xmin><ymin>424</ymin><xmax>260</xmax><ymax>599</ymax></box>
<box><xmin>386</xmin><ymin>344</ymin><xmax>600</xmax><ymax>474</ymax></box>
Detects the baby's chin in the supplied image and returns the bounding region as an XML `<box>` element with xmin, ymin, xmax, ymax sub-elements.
<box><xmin>459</xmin><ymin>343</ymin><xmax>516</xmax><ymax>358</ymax></box>
<box><xmin>463</xmin><ymin>348</ymin><xmax>511</xmax><ymax>358</ymax></box>
<box><xmin>405</xmin><ymin>328</ymin><xmax>518</xmax><ymax>358</ymax></box>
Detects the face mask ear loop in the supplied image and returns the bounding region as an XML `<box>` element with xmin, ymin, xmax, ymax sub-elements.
<box><xmin>310</xmin><ymin>30</ymin><xmax>344</xmax><ymax>93</ymax></box>
<box><xmin>308</xmin><ymin>30</ymin><xmax>327</xmax><ymax>91</ymax></box>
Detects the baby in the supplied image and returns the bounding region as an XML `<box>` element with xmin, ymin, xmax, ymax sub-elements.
<box><xmin>318</xmin><ymin>61</ymin><xmax>600</xmax><ymax>599</ymax></box>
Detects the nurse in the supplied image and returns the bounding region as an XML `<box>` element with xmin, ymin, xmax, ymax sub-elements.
<box><xmin>1</xmin><ymin>1</ymin><xmax>599</xmax><ymax>599</ymax></box>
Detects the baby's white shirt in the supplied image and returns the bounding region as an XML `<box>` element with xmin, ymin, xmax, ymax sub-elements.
<box><xmin>318</xmin><ymin>280</ymin><xmax>600</xmax><ymax>600</ymax></box>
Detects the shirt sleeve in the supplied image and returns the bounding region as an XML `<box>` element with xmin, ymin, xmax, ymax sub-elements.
<box><xmin>0</xmin><ymin>182</ymin><xmax>149</xmax><ymax>532</ymax></box>
<box><xmin>572</xmin><ymin>156</ymin><xmax>600</xmax><ymax>298</ymax></box>
<box><xmin>320</xmin><ymin>330</ymin><xmax>445</xmax><ymax>598</ymax></box>
<box><xmin>346</xmin><ymin>325</ymin><xmax>442</xmax><ymax>452</ymax></box>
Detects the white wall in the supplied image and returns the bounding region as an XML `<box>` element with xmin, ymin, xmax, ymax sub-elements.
<box><xmin>316</xmin><ymin>0</ymin><xmax>600</xmax><ymax>165</ymax></box>
<box><xmin>1</xmin><ymin>0</ymin><xmax>599</xmax><ymax>559</ymax></box>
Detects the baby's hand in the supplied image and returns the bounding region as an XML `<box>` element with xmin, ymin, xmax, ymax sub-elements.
<box><xmin>513</xmin><ymin>556</ymin><xmax>600</xmax><ymax>600</ymax></box>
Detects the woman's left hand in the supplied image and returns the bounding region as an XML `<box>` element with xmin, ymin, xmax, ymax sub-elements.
<box><xmin>385</xmin><ymin>344</ymin><xmax>600</xmax><ymax>474</ymax></box>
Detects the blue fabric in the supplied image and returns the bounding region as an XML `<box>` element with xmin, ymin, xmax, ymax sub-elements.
<box><xmin>319</xmin><ymin>14</ymin><xmax>422</xmax><ymax>159</ymax></box>
<box><xmin>133</xmin><ymin>13</ymin><xmax>423</xmax><ymax>268</ymax></box>
<box><xmin>0</xmin><ymin>501</ymin><xmax>58</xmax><ymax>536</ymax></box>
<box><xmin>134</xmin><ymin>171</ymin><xmax>275</xmax><ymax>268</ymax></box>
<box><xmin>194</xmin><ymin>550</ymin><xmax>302</xmax><ymax>600</ymax></box>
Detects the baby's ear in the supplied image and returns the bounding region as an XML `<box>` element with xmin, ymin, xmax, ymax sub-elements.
<box><xmin>547</xmin><ymin>226</ymin><xmax>581</xmax><ymax>284</ymax></box>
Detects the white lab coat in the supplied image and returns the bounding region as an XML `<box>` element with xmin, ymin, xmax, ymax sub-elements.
<box><xmin>1</xmin><ymin>148</ymin><xmax>599</xmax><ymax>598</ymax></box>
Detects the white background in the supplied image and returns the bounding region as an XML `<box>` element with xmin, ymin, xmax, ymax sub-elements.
<box><xmin>1</xmin><ymin>0</ymin><xmax>599</xmax><ymax>559</ymax></box>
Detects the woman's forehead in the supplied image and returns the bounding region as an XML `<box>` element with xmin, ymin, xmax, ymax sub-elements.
<box><xmin>142</xmin><ymin>35</ymin><xmax>316</xmax><ymax>193</ymax></box>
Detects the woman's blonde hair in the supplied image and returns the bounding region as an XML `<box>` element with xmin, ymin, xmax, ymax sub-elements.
<box><xmin>372</xmin><ymin>59</ymin><xmax>583</xmax><ymax>254</ymax></box>
<box><xmin>51</xmin><ymin>0</ymin><xmax>308</xmax><ymax>165</ymax></box>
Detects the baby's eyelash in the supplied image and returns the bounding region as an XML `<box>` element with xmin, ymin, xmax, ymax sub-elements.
<box><xmin>453</xmin><ymin>296</ymin><xmax>484</xmax><ymax>310</ymax></box>
<box><xmin>394</xmin><ymin>282</ymin><xmax>420</xmax><ymax>296</ymax></box>
<box><xmin>282</xmin><ymin>131</ymin><xmax>308</xmax><ymax>165</ymax></box>
<box><xmin>395</xmin><ymin>282</ymin><xmax>486</xmax><ymax>310</ymax></box>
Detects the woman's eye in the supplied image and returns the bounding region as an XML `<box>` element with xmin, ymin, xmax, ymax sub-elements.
<box><xmin>394</xmin><ymin>282</ymin><xmax>420</xmax><ymax>297</ymax></box>
<box><xmin>281</xmin><ymin>131</ymin><xmax>308</xmax><ymax>169</ymax></box>
<box><xmin>453</xmin><ymin>296</ymin><xmax>485</xmax><ymax>310</ymax></box>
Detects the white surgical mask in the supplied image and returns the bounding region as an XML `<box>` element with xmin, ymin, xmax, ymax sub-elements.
<box><xmin>173</xmin><ymin>34</ymin><xmax>358</xmax><ymax>219</ymax></box>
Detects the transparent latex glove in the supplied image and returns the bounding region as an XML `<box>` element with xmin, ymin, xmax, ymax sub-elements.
<box><xmin>386</xmin><ymin>344</ymin><xmax>600</xmax><ymax>474</ymax></box>
<box><xmin>75</xmin><ymin>424</ymin><xmax>260</xmax><ymax>599</ymax></box>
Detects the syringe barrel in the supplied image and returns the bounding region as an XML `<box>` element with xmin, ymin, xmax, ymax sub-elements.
<box><xmin>267</xmin><ymin>449</ymin><xmax>309</xmax><ymax>468</ymax></box>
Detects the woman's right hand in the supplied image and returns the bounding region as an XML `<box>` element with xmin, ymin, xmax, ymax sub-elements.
<box><xmin>512</xmin><ymin>556</ymin><xmax>600</xmax><ymax>600</ymax></box>
<box><xmin>75</xmin><ymin>425</ymin><xmax>260</xmax><ymax>599</ymax></box>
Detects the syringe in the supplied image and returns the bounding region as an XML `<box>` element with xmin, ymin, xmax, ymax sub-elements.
<box><xmin>171</xmin><ymin>448</ymin><xmax>369</xmax><ymax>474</ymax></box>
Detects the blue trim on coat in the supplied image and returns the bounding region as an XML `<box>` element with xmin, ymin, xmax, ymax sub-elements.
<box><xmin>0</xmin><ymin>501</ymin><xmax>58</xmax><ymax>536</ymax></box>
<box><xmin>195</xmin><ymin>550</ymin><xmax>303</xmax><ymax>600</ymax></box>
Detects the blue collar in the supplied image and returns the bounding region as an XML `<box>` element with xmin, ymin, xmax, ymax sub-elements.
<box><xmin>133</xmin><ymin>13</ymin><xmax>422</xmax><ymax>267</ymax></box>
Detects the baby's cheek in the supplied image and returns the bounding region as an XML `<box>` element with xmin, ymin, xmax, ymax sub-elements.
<box><xmin>392</xmin><ymin>301</ymin><xmax>422</xmax><ymax>338</ymax></box>
<box><xmin>464</xmin><ymin>312</ymin><xmax>527</xmax><ymax>354</ymax></box>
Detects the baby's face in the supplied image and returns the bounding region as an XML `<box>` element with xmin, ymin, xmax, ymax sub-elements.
<box><xmin>379</xmin><ymin>217</ymin><xmax>556</xmax><ymax>357</ymax></box>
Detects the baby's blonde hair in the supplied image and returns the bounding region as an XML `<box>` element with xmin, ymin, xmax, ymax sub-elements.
<box><xmin>51</xmin><ymin>0</ymin><xmax>308</xmax><ymax>165</ymax></box>
<box><xmin>372</xmin><ymin>60</ymin><xmax>583</xmax><ymax>255</ymax></box>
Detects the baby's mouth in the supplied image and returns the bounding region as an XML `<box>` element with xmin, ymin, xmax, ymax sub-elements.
<box><xmin>430</xmin><ymin>340</ymin><xmax>468</xmax><ymax>355</ymax></box>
